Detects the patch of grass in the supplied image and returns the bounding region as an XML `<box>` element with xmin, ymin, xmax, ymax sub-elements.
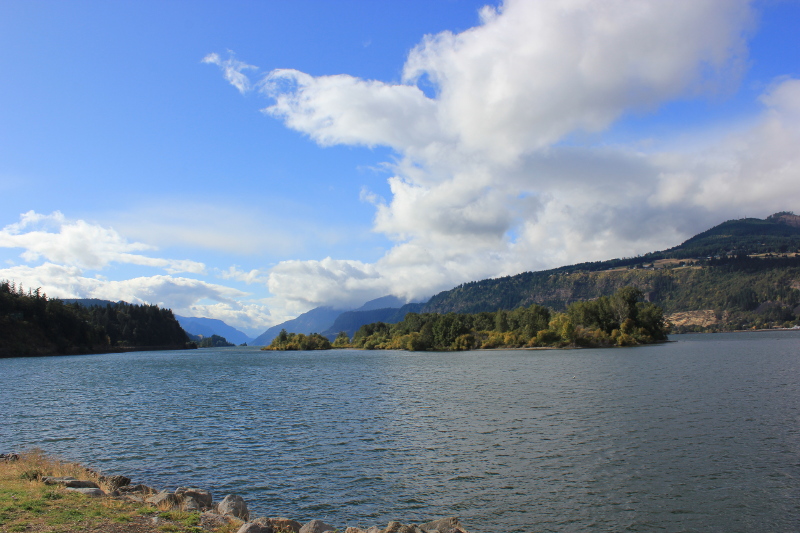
<box><xmin>1</xmin><ymin>449</ymin><xmax>238</xmax><ymax>532</ymax></box>
<box><xmin>159</xmin><ymin>509</ymin><xmax>201</xmax><ymax>527</ymax></box>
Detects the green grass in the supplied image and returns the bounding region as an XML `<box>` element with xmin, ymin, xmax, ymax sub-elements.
<box><xmin>0</xmin><ymin>449</ymin><xmax>235</xmax><ymax>532</ymax></box>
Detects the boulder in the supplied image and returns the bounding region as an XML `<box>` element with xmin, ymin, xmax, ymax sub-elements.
<box><xmin>218</xmin><ymin>494</ymin><xmax>250</xmax><ymax>521</ymax></box>
<box><xmin>99</xmin><ymin>474</ymin><xmax>131</xmax><ymax>490</ymax></box>
<box><xmin>182</xmin><ymin>496</ymin><xmax>200</xmax><ymax>511</ymax></box>
<box><xmin>118</xmin><ymin>483</ymin><xmax>157</xmax><ymax>495</ymax></box>
<box><xmin>365</xmin><ymin>528</ymin><xmax>382</xmax><ymax>533</ymax></box>
<box><xmin>146</xmin><ymin>490</ymin><xmax>179</xmax><ymax>508</ymax></box>
<box><xmin>344</xmin><ymin>528</ymin><xmax>368</xmax><ymax>533</ymax></box>
<box><xmin>237</xmin><ymin>522</ymin><xmax>275</xmax><ymax>533</ymax></box>
<box><xmin>200</xmin><ymin>511</ymin><xmax>232</xmax><ymax>530</ymax></box>
<box><xmin>299</xmin><ymin>519</ymin><xmax>337</xmax><ymax>533</ymax></box>
<box><xmin>383</xmin><ymin>523</ymin><xmax>422</xmax><ymax>533</ymax></box>
<box><xmin>417</xmin><ymin>517</ymin><xmax>467</xmax><ymax>533</ymax></box>
<box><xmin>175</xmin><ymin>486</ymin><xmax>213</xmax><ymax>510</ymax></box>
<box><xmin>42</xmin><ymin>476</ymin><xmax>100</xmax><ymax>489</ymax></box>
<box><xmin>65</xmin><ymin>487</ymin><xmax>105</xmax><ymax>497</ymax></box>
<box><xmin>258</xmin><ymin>517</ymin><xmax>302</xmax><ymax>533</ymax></box>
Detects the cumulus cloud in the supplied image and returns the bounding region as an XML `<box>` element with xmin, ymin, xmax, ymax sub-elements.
<box><xmin>208</xmin><ymin>0</ymin><xmax>772</xmax><ymax>317</ymax></box>
<box><xmin>172</xmin><ymin>2</ymin><xmax>798</xmax><ymax>323</ymax></box>
<box><xmin>0</xmin><ymin>211</ymin><xmax>206</xmax><ymax>274</ymax></box>
<box><xmin>0</xmin><ymin>261</ymin><xmax>270</xmax><ymax>331</ymax></box>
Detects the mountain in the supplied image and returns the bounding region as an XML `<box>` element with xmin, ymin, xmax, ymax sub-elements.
<box><xmin>252</xmin><ymin>295</ymin><xmax>415</xmax><ymax>346</ymax></box>
<box><xmin>174</xmin><ymin>315</ymin><xmax>253</xmax><ymax>345</ymax></box>
<box><xmin>252</xmin><ymin>306</ymin><xmax>345</xmax><ymax>346</ymax></box>
<box><xmin>421</xmin><ymin>213</ymin><xmax>800</xmax><ymax>331</ymax></box>
<box><xmin>353</xmin><ymin>295</ymin><xmax>406</xmax><ymax>311</ymax></box>
<box><xmin>320</xmin><ymin>302</ymin><xmax>426</xmax><ymax>339</ymax></box>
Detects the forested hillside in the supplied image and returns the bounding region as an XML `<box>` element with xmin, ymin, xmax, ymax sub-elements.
<box><xmin>0</xmin><ymin>281</ymin><xmax>191</xmax><ymax>357</ymax></box>
<box><xmin>423</xmin><ymin>214</ymin><xmax>800</xmax><ymax>331</ymax></box>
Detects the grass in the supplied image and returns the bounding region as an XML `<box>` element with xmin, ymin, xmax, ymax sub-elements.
<box><xmin>0</xmin><ymin>449</ymin><xmax>235</xmax><ymax>533</ymax></box>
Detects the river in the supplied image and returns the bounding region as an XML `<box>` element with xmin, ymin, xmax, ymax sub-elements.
<box><xmin>2</xmin><ymin>331</ymin><xmax>799</xmax><ymax>532</ymax></box>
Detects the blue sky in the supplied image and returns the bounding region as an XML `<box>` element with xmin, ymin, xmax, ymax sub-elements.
<box><xmin>1</xmin><ymin>0</ymin><xmax>799</xmax><ymax>336</ymax></box>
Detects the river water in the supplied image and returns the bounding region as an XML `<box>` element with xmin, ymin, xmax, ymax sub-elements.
<box><xmin>2</xmin><ymin>331</ymin><xmax>799</xmax><ymax>532</ymax></box>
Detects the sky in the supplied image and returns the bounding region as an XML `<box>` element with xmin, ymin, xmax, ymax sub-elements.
<box><xmin>1</xmin><ymin>0</ymin><xmax>799</xmax><ymax>337</ymax></box>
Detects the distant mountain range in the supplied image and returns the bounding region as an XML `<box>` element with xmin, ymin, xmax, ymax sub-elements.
<box><xmin>174</xmin><ymin>315</ymin><xmax>253</xmax><ymax>345</ymax></box>
<box><xmin>251</xmin><ymin>295</ymin><xmax>413</xmax><ymax>346</ymax></box>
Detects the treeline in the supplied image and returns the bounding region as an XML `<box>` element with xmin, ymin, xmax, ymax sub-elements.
<box><xmin>0</xmin><ymin>280</ymin><xmax>190</xmax><ymax>357</ymax></box>
<box><xmin>265</xmin><ymin>287</ymin><xmax>667</xmax><ymax>352</ymax></box>
<box><xmin>262</xmin><ymin>330</ymin><xmax>332</xmax><ymax>351</ymax></box>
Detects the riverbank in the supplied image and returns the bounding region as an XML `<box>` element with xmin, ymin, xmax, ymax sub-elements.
<box><xmin>0</xmin><ymin>451</ymin><xmax>471</xmax><ymax>533</ymax></box>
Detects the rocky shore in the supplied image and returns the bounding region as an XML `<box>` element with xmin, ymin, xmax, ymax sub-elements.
<box><xmin>1</xmin><ymin>452</ymin><xmax>471</xmax><ymax>533</ymax></box>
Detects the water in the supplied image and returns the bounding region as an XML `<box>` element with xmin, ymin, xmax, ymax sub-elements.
<box><xmin>2</xmin><ymin>331</ymin><xmax>799</xmax><ymax>532</ymax></box>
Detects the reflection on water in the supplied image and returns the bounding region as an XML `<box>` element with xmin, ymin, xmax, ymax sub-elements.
<box><xmin>2</xmin><ymin>331</ymin><xmax>799</xmax><ymax>532</ymax></box>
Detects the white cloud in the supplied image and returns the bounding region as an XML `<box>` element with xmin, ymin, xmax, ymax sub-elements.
<box><xmin>201</xmin><ymin>0</ymin><xmax>789</xmax><ymax>319</ymax></box>
<box><xmin>202</xmin><ymin>52</ymin><xmax>258</xmax><ymax>94</ymax></box>
<box><xmin>0</xmin><ymin>211</ymin><xmax>206</xmax><ymax>274</ymax></box>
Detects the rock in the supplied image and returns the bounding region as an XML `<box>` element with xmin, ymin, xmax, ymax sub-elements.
<box><xmin>299</xmin><ymin>519</ymin><xmax>337</xmax><ymax>533</ymax></box>
<box><xmin>118</xmin><ymin>483</ymin><xmax>157</xmax><ymax>495</ymax></box>
<box><xmin>200</xmin><ymin>511</ymin><xmax>232</xmax><ymax>530</ymax></box>
<box><xmin>218</xmin><ymin>494</ymin><xmax>250</xmax><ymax>521</ymax></box>
<box><xmin>42</xmin><ymin>476</ymin><xmax>76</xmax><ymax>485</ymax></box>
<box><xmin>41</xmin><ymin>476</ymin><xmax>100</xmax><ymax>489</ymax></box>
<box><xmin>0</xmin><ymin>453</ymin><xmax>19</xmax><ymax>461</ymax></box>
<box><xmin>175</xmin><ymin>487</ymin><xmax>213</xmax><ymax>510</ymax></box>
<box><xmin>65</xmin><ymin>487</ymin><xmax>105</xmax><ymax>497</ymax></box>
<box><xmin>262</xmin><ymin>517</ymin><xmax>302</xmax><ymax>532</ymax></box>
<box><xmin>237</xmin><ymin>522</ymin><xmax>275</xmax><ymax>533</ymax></box>
<box><xmin>99</xmin><ymin>474</ymin><xmax>131</xmax><ymax>490</ymax></box>
<box><xmin>416</xmin><ymin>517</ymin><xmax>466</xmax><ymax>533</ymax></box>
<box><xmin>383</xmin><ymin>523</ymin><xmax>422</xmax><ymax>533</ymax></box>
<box><xmin>365</xmin><ymin>527</ymin><xmax>382</xmax><ymax>533</ymax></box>
<box><xmin>182</xmin><ymin>496</ymin><xmax>200</xmax><ymax>511</ymax></box>
<box><xmin>344</xmin><ymin>528</ymin><xmax>367</xmax><ymax>533</ymax></box>
<box><xmin>146</xmin><ymin>490</ymin><xmax>179</xmax><ymax>508</ymax></box>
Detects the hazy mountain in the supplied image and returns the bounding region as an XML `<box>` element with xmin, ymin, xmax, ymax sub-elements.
<box><xmin>320</xmin><ymin>303</ymin><xmax>426</xmax><ymax>339</ymax></box>
<box><xmin>252</xmin><ymin>295</ymin><xmax>414</xmax><ymax>346</ymax></box>
<box><xmin>252</xmin><ymin>306</ymin><xmax>345</xmax><ymax>346</ymax></box>
<box><xmin>174</xmin><ymin>315</ymin><xmax>253</xmax><ymax>345</ymax></box>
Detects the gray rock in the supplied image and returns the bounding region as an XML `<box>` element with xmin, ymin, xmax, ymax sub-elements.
<box><xmin>344</xmin><ymin>528</ymin><xmax>368</xmax><ymax>533</ymax></box>
<box><xmin>175</xmin><ymin>486</ymin><xmax>213</xmax><ymax>510</ymax></box>
<box><xmin>299</xmin><ymin>519</ymin><xmax>337</xmax><ymax>533</ymax></box>
<box><xmin>237</xmin><ymin>522</ymin><xmax>275</xmax><ymax>533</ymax></box>
<box><xmin>200</xmin><ymin>511</ymin><xmax>232</xmax><ymax>530</ymax></box>
<box><xmin>99</xmin><ymin>474</ymin><xmax>131</xmax><ymax>490</ymax></box>
<box><xmin>182</xmin><ymin>496</ymin><xmax>200</xmax><ymax>511</ymax></box>
<box><xmin>65</xmin><ymin>487</ymin><xmax>105</xmax><ymax>497</ymax></box>
<box><xmin>218</xmin><ymin>494</ymin><xmax>250</xmax><ymax>521</ymax></box>
<box><xmin>42</xmin><ymin>476</ymin><xmax>100</xmax><ymax>489</ymax></box>
<box><xmin>146</xmin><ymin>490</ymin><xmax>179</xmax><ymax>508</ymax></box>
<box><xmin>42</xmin><ymin>476</ymin><xmax>76</xmax><ymax>485</ymax></box>
<box><xmin>365</xmin><ymin>528</ymin><xmax>382</xmax><ymax>533</ymax></box>
<box><xmin>262</xmin><ymin>517</ymin><xmax>302</xmax><ymax>532</ymax></box>
<box><xmin>118</xmin><ymin>483</ymin><xmax>157</xmax><ymax>495</ymax></box>
<box><xmin>416</xmin><ymin>517</ymin><xmax>466</xmax><ymax>533</ymax></box>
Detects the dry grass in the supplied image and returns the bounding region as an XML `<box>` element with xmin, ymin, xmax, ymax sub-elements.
<box><xmin>0</xmin><ymin>449</ymin><xmax>229</xmax><ymax>533</ymax></box>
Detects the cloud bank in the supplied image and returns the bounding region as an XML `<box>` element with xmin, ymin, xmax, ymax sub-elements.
<box><xmin>207</xmin><ymin>0</ymin><xmax>800</xmax><ymax>318</ymax></box>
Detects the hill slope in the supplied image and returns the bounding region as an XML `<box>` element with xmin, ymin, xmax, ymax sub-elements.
<box><xmin>423</xmin><ymin>214</ymin><xmax>800</xmax><ymax>331</ymax></box>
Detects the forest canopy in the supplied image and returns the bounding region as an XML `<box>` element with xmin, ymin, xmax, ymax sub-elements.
<box><xmin>0</xmin><ymin>280</ymin><xmax>190</xmax><ymax>357</ymax></box>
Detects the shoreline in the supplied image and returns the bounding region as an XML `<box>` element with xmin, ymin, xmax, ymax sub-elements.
<box><xmin>1</xmin><ymin>450</ymin><xmax>472</xmax><ymax>533</ymax></box>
